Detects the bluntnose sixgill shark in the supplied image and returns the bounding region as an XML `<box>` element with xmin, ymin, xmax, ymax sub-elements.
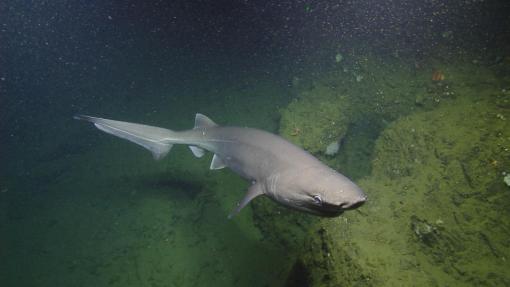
<box><xmin>74</xmin><ymin>114</ymin><xmax>366</xmax><ymax>218</ymax></box>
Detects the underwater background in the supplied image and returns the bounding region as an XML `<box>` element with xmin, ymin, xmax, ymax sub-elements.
<box><xmin>1</xmin><ymin>1</ymin><xmax>510</xmax><ymax>286</ymax></box>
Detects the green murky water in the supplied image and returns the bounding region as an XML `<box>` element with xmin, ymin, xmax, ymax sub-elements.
<box><xmin>2</xmin><ymin>1</ymin><xmax>509</xmax><ymax>286</ymax></box>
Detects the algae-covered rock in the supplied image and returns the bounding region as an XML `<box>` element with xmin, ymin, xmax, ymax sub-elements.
<box><xmin>259</xmin><ymin>57</ymin><xmax>510</xmax><ymax>286</ymax></box>
<box><xmin>279</xmin><ymin>55</ymin><xmax>442</xmax><ymax>157</ymax></box>
<box><xmin>296</xmin><ymin>225</ymin><xmax>373</xmax><ymax>287</ymax></box>
<box><xmin>310</xmin><ymin>93</ymin><xmax>510</xmax><ymax>286</ymax></box>
<box><xmin>279</xmin><ymin>86</ymin><xmax>352</xmax><ymax>154</ymax></box>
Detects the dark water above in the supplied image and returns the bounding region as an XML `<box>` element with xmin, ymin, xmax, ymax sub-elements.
<box><xmin>2</xmin><ymin>1</ymin><xmax>510</xmax><ymax>286</ymax></box>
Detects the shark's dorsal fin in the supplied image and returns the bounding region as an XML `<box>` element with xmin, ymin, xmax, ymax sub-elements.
<box><xmin>228</xmin><ymin>183</ymin><xmax>264</xmax><ymax>219</ymax></box>
<box><xmin>194</xmin><ymin>113</ymin><xmax>218</xmax><ymax>129</ymax></box>
<box><xmin>210</xmin><ymin>154</ymin><xmax>227</xmax><ymax>170</ymax></box>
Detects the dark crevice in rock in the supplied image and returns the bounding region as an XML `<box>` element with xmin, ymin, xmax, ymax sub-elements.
<box><xmin>285</xmin><ymin>260</ymin><xmax>311</xmax><ymax>287</ymax></box>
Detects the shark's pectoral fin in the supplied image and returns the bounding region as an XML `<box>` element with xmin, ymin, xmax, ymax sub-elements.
<box><xmin>210</xmin><ymin>154</ymin><xmax>227</xmax><ymax>170</ymax></box>
<box><xmin>228</xmin><ymin>183</ymin><xmax>264</xmax><ymax>219</ymax></box>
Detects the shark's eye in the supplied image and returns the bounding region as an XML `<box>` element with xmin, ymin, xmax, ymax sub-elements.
<box><xmin>312</xmin><ymin>195</ymin><xmax>322</xmax><ymax>205</ymax></box>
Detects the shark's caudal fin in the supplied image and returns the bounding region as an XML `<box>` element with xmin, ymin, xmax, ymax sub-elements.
<box><xmin>74</xmin><ymin>115</ymin><xmax>175</xmax><ymax>160</ymax></box>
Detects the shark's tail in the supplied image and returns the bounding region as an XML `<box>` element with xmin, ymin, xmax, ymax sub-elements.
<box><xmin>74</xmin><ymin>115</ymin><xmax>176</xmax><ymax>160</ymax></box>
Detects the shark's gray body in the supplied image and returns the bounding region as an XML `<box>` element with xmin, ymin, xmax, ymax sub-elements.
<box><xmin>75</xmin><ymin>114</ymin><xmax>366</xmax><ymax>217</ymax></box>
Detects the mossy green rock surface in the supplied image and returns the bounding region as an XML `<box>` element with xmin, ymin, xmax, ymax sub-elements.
<box><xmin>279</xmin><ymin>86</ymin><xmax>352</xmax><ymax>154</ymax></box>
<box><xmin>279</xmin><ymin>56</ymin><xmax>447</xmax><ymax>156</ymax></box>
<box><xmin>300</xmin><ymin>93</ymin><xmax>510</xmax><ymax>286</ymax></box>
<box><xmin>269</xmin><ymin>57</ymin><xmax>510</xmax><ymax>286</ymax></box>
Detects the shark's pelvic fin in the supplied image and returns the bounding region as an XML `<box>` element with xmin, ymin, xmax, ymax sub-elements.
<box><xmin>74</xmin><ymin>115</ymin><xmax>175</xmax><ymax>160</ymax></box>
<box><xmin>194</xmin><ymin>113</ymin><xmax>218</xmax><ymax>129</ymax></box>
<box><xmin>189</xmin><ymin>146</ymin><xmax>205</xmax><ymax>158</ymax></box>
<box><xmin>228</xmin><ymin>183</ymin><xmax>264</xmax><ymax>219</ymax></box>
<box><xmin>189</xmin><ymin>114</ymin><xmax>216</xmax><ymax>158</ymax></box>
<box><xmin>210</xmin><ymin>154</ymin><xmax>227</xmax><ymax>170</ymax></box>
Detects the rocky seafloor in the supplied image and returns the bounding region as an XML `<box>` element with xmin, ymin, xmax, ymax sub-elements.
<box><xmin>254</xmin><ymin>53</ymin><xmax>510</xmax><ymax>286</ymax></box>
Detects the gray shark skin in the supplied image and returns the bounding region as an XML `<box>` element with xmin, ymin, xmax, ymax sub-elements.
<box><xmin>74</xmin><ymin>114</ymin><xmax>366</xmax><ymax>218</ymax></box>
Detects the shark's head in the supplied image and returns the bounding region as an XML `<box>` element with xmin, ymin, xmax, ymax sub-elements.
<box><xmin>272</xmin><ymin>166</ymin><xmax>367</xmax><ymax>217</ymax></box>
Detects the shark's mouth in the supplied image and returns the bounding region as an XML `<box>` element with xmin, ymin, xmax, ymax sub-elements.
<box><xmin>305</xmin><ymin>203</ymin><xmax>345</xmax><ymax>217</ymax></box>
<box><xmin>304</xmin><ymin>200</ymin><xmax>365</xmax><ymax>217</ymax></box>
<box><xmin>343</xmin><ymin>200</ymin><xmax>365</xmax><ymax>210</ymax></box>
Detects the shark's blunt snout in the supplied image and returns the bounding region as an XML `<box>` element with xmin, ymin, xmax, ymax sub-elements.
<box><xmin>337</xmin><ymin>184</ymin><xmax>367</xmax><ymax>210</ymax></box>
